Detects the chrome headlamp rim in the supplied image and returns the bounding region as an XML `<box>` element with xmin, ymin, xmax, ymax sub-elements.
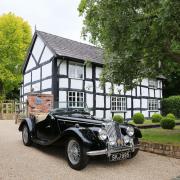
<box><xmin>98</xmin><ymin>128</ymin><xmax>108</xmax><ymax>141</ymax></box>
<box><xmin>126</xmin><ymin>126</ymin><xmax>134</xmax><ymax>137</ymax></box>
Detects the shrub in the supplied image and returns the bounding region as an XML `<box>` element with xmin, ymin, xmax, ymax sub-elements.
<box><xmin>161</xmin><ymin>96</ymin><xmax>180</xmax><ymax>118</ymax></box>
<box><xmin>160</xmin><ymin>117</ymin><xmax>175</xmax><ymax>129</ymax></box>
<box><xmin>113</xmin><ymin>115</ymin><xmax>124</xmax><ymax>123</ymax></box>
<box><xmin>133</xmin><ymin>113</ymin><xmax>144</xmax><ymax>124</ymax></box>
<box><xmin>151</xmin><ymin>113</ymin><xmax>163</xmax><ymax>123</ymax></box>
<box><xmin>166</xmin><ymin>113</ymin><xmax>176</xmax><ymax>120</ymax></box>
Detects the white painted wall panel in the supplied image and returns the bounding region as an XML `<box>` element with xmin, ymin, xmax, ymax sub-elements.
<box><xmin>86</xmin><ymin>65</ymin><xmax>92</xmax><ymax>79</ymax></box>
<box><xmin>26</xmin><ymin>55</ymin><xmax>36</xmax><ymax>72</ymax></box>
<box><xmin>42</xmin><ymin>79</ymin><xmax>52</xmax><ymax>90</ymax></box>
<box><xmin>126</xmin><ymin>111</ymin><xmax>131</xmax><ymax>119</ymax></box>
<box><xmin>155</xmin><ymin>89</ymin><xmax>160</xmax><ymax>98</ymax></box>
<box><xmin>24</xmin><ymin>72</ymin><xmax>31</xmax><ymax>84</ymax></box>
<box><xmin>96</xmin><ymin>95</ymin><xmax>104</xmax><ymax>108</ymax></box>
<box><xmin>40</xmin><ymin>46</ymin><xmax>53</xmax><ymax>64</ymax></box>
<box><xmin>105</xmin><ymin>82</ymin><xmax>111</xmax><ymax>94</ymax></box>
<box><xmin>106</xmin><ymin>110</ymin><xmax>112</xmax><ymax>119</ymax></box>
<box><xmin>142</xmin><ymin>110</ymin><xmax>149</xmax><ymax>117</ymax></box>
<box><xmin>132</xmin><ymin>88</ymin><xmax>136</xmax><ymax>96</ymax></box>
<box><xmin>96</xmin><ymin>81</ymin><xmax>103</xmax><ymax>93</ymax></box>
<box><xmin>32</xmin><ymin>68</ymin><xmax>40</xmax><ymax>82</ymax></box>
<box><xmin>32</xmin><ymin>82</ymin><xmax>40</xmax><ymax>92</ymax></box>
<box><xmin>133</xmin><ymin>99</ymin><xmax>140</xmax><ymax>108</ymax></box>
<box><xmin>106</xmin><ymin>96</ymin><xmax>110</xmax><ymax>109</ymax></box>
<box><xmin>32</xmin><ymin>36</ymin><xmax>44</xmax><ymax>61</ymax></box>
<box><xmin>86</xmin><ymin>93</ymin><xmax>93</xmax><ymax>108</ymax></box>
<box><xmin>59</xmin><ymin>91</ymin><xmax>67</xmax><ymax>102</ymax></box>
<box><xmin>137</xmin><ymin>86</ymin><xmax>140</xmax><ymax>96</ymax></box>
<box><xmin>127</xmin><ymin>98</ymin><xmax>131</xmax><ymax>109</ymax></box>
<box><xmin>149</xmin><ymin>89</ymin><xmax>154</xmax><ymax>97</ymax></box>
<box><xmin>42</xmin><ymin>62</ymin><xmax>52</xmax><ymax>79</ymax></box>
<box><xmin>142</xmin><ymin>87</ymin><xmax>148</xmax><ymax>96</ymax></box>
<box><xmin>59</xmin><ymin>60</ymin><xmax>67</xmax><ymax>75</ymax></box>
<box><xmin>24</xmin><ymin>85</ymin><xmax>31</xmax><ymax>94</ymax></box>
<box><xmin>96</xmin><ymin>110</ymin><xmax>104</xmax><ymax>118</ymax></box>
<box><xmin>85</xmin><ymin>81</ymin><xmax>93</xmax><ymax>92</ymax></box>
<box><xmin>142</xmin><ymin>99</ymin><xmax>148</xmax><ymax>109</ymax></box>
<box><xmin>71</xmin><ymin>79</ymin><xmax>83</xmax><ymax>89</ymax></box>
<box><xmin>59</xmin><ymin>78</ymin><xmax>68</xmax><ymax>88</ymax></box>
<box><xmin>141</xmin><ymin>79</ymin><xmax>148</xmax><ymax>86</ymax></box>
<box><xmin>96</xmin><ymin>67</ymin><xmax>102</xmax><ymax>78</ymax></box>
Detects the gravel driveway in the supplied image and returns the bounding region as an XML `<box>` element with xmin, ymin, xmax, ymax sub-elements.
<box><xmin>0</xmin><ymin>120</ymin><xmax>179</xmax><ymax>180</ymax></box>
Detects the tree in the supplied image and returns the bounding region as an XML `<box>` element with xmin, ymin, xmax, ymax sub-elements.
<box><xmin>0</xmin><ymin>13</ymin><xmax>32</xmax><ymax>99</ymax></box>
<box><xmin>78</xmin><ymin>0</ymin><xmax>180</xmax><ymax>90</ymax></box>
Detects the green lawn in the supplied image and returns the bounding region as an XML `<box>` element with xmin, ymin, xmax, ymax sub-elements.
<box><xmin>128</xmin><ymin>119</ymin><xmax>180</xmax><ymax>126</ymax></box>
<box><xmin>140</xmin><ymin>126</ymin><xmax>180</xmax><ymax>146</ymax></box>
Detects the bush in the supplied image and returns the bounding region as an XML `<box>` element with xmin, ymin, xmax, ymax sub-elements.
<box><xmin>113</xmin><ymin>115</ymin><xmax>124</xmax><ymax>123</ymax></box>
<box><xmin>151</xmin><ymin>113</ymin><xmax>163</xmax><ymax>123</ymax></box>
<box><xmin>166</xmin><ymin>113</ymin><xmax>176</xmax><ymax>120</ymax></box>
<box><xmin>160</xmin><ymin>117</ymin><xmax>175</xmax><ymax>129</ymax></box>
<box><xmin>133</xmin><ymin>113</ymin><xmax>144</xmax><ymax>124</ymax></box>
<box><xmin>161</xmin><ymin>96</ymin><xmax>180</xmax><ymax>118</ymax></box>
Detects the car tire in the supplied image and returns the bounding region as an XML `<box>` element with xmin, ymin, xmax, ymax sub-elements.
<box><xmin>22</xmin><ymin>124</ymin><xmax>32</xmax><ymax>146</ymax></box>
<box><xmin>129</xmin><ymin>149</ymin><xmax>139</xmax><ymax>159</ymax></box>
<box><xmin>65</xmin><ymin>137</ymin><xmax>89</xmax><ymax>170</ymax></box>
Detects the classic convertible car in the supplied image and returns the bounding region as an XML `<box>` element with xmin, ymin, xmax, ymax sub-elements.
<box><xmin>19</xmin><ymin>102</ymin><xmax>142</xmax><ymax>170</ymax></box>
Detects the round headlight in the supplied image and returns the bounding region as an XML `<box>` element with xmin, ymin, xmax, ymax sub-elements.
<box><xmin>98</xmin><ymin>129</ymin><xmax>107</xmax><ymax>140</ymax></box>
<box><xmin>126</xmin><ymin>126</ymin><xmax>134</xmax><ymax>136</ymax></box>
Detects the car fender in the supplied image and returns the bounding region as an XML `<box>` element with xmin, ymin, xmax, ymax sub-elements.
<box><xmin>18</xmin><ymin>118</ymin><xmax>35</xmax><ymax>133</ymax></box>
<box><xmin>129</xmin><ymin>124</ymin><xmax>142</xmax><ymax>138</ymax></box>
<box><xmin>62</xmin><ymin>127</ymin><xmax>93</xmax><ymax>146</ymax></box>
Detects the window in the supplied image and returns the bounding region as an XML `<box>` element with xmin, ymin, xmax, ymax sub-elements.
<box><xmin>148</xmin><ymin>79</ymin><xmax>157</xmax><ymax>89</ymax></box>
<box><xmin>68</xmin><ymin>91</ymin><xmax>84</xmax><ymax>108</ymax></box>
<box><xmin>69</xmin><ymin>63</ymin><xmax>84</xmax><ymax>79</ymax></box>
<box><xmin>111</xmin><ymin>97</ymin><xmax>126</xmax><ymax>111</ymax></box>
<box><xmin>148</xmin><ymin>99</ymin><xmax>158</xmax><ymax>110</ymax></box>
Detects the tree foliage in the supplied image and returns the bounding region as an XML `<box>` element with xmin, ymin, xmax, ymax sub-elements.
<box><xmin>78</xmin><ymin>0</ymin><xmax>180</xmax><ymax>89</ymax></box>
<box><xmin>0</xmin><ymin>13</ymin><xmax>32</xmax><ymax>99</ymax></box>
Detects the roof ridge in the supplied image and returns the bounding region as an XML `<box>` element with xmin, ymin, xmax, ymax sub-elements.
<box><xmin>36</xmin><ymin>30</ymin><xmax>103</xmax><ymax>50</ymax></box>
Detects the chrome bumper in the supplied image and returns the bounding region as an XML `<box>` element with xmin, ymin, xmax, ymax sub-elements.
<box><xmin>86</xmin><ymin>145</ymin><xmax>140</xmax><ymax>156</ymax></box>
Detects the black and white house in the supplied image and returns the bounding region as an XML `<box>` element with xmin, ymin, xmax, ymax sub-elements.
<box><xmin>21</xmin><ymin>30</ymin><xmax>163</xmax><ymax>119</ymax></box>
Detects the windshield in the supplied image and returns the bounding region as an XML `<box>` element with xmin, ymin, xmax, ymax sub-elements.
<box><xmin>52</xmin><ymin>102</ymin><xmax>90</xmax><ymax>114</ymax></box>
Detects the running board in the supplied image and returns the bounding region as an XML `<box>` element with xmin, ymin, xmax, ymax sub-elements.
<box><xmin>32</xmin><ymin>135</ymin><xmax>61</xmax><ymax>146</ymax></box>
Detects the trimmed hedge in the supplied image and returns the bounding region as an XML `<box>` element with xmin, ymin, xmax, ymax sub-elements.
<box><xmin>161</xmin><ymin>96</ymin><xmax>180</xmax><ymax>118</ymax></box>
<box><xmin>113</xmin><ymin>115</ymin><xmax>124</xmax><ymax>123</ymax></box>
<box><xmin>160</xmin><ymin>117</ymin><xmax>175</xmax><ymax>129</ymax></box>
<box><xmin>151</xmin><ymin>113</ymin><xmax>163</xmax><ymax>123</ymax></box>
<box><xmin>166</xmin><ymin>113</ymin><xmax>176</xmax><ymax>119</ymax></box>
<box><xmin>133</xmin><ymin>113</ymin><xmax>144</xmax><ymax>124</ymax></box>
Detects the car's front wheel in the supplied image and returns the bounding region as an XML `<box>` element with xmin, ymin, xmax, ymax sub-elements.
<box><xmin>22</xmin><ymin>124</ymin><xmax>32</xmax><ymax>146</ymax></box>
<box><xmin>65</xmin><ymin>137</ymin><xmax>89</xmax><ymax>170</ymax></box>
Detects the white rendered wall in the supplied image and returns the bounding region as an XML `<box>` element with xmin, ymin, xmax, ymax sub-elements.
<box><xmin>59</xmin><ymin>60</ymin><xmax>67</xmax><ymax>75</ymax></box>
<box><xmin>42</xmin><ymin>79</ymin><xmax>52</xmax><ymax>90</ymax></box>
<box><xmin>86</xmin><ymin>93</ymin><xmax>93</xmax><ymax>108</ymax></box>
<box><xmin>95</xmin><ymin>67</ymin><xmax>102</xmax><ymax>78</ymax></box>
<box><xmin>96</xmin><ymin>81</ymin><xmax>103</xmax><ymax>93</ymax></box>
<box><xmin>40</xmin><ymin>46</ymin><xmax>53</xmax><ymax>64</ymax></box>
<box><xmin>86</xmin><ymin>64</ymin><xmax>92</xmax><ymax>79</ymax></box>
<box><xmin>32</xmin><ymin>82</ymin><xmax>40</xmax><ymax>92</ymax></box>
<box><xmin>26</xmin><ymin>55</ymin><xmax>36</xmax><ymax>72</ymax></box>
<box><xmin>85</xmin><ymin>81</ymin><xmax>93</xmax><ymax>92</ymax></box>
<box><xmin>96</xmin><ymin>95</ymin><xmax>104</xmax><ymax>108</ymax></box>
<box><xmin>42</xmin><ymin>62</ymin><xmax>52</xmax><ymax>79</ymax></box>
<box><xmin>71</xmin><ymin>79</ymin><xmax>83</xmax><ymax>89</ymax></box>
<box><xmin>59</xmin><ymin>91</ymin><xmax>67</xmax><ymax>102</ymax></box>
<box><xmin>24</xmin><ymin>72</ymin><xmax>31</xmax><ymax>84</ymax></box>
<box><xmin>59</xmin><ymin>78</ymin><xmax>68</xmax><ymax>88</ymax></box>
<box><xmin>96</xmin><ymin>110</ymin><xmax>104</xmax><ymax>118</ymax></box>
<box><xmin>32</xmin><ymin>68</ymin><xmax>40</xmax><ymax>82</ymax></box>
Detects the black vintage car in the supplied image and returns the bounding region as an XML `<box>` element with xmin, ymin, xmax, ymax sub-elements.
<box><xmin>19</xmin><ymin>102</ymin><xmax>142</xmax><ymax>170</ymax></box>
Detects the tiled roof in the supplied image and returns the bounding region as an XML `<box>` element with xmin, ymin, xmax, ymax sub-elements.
<box><xmin>37</xmin><ymin>31</ymin><xmax>104</xmax><ymax>64</ymax></box>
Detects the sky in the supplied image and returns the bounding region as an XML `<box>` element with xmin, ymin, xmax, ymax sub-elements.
<box><xmin>0</xmin><ymin>0</ymin><xmax>89</xmax><ymax>43</ymax></box>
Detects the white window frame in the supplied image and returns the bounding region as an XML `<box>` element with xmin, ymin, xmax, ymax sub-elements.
<box><xmin>148</xmin><ymin>99</ymin><xmax>158</xmax><ymax>111</ymax></box>
<box><xmin>148</xmin><ymin>79</ymin><xmax>158</xmax><ymax>89</ymax></box>
<box><xmin>69</xmin><ymin>62</ymin><xmax>84</xmax><ymax>80</ymax></box>
<box><xmin>111</xmin><ymin>96</ymin><xmax>126</xmax><ymax>112</ymax></box>
<box><xmin>68</xmin><ymin>91</ymin><xmax>84</xmax><ymax>108</ymax></box>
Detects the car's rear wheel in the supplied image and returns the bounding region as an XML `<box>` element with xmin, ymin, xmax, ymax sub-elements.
<box><xmin>22</xmin><ymin>124</ymin><xmax>32</xmax><ymax>146</ymax></box>
<box><xmin>65</xmin><ymin>137</ymin><xmax>89</xmax><ymax>170</ymax></box>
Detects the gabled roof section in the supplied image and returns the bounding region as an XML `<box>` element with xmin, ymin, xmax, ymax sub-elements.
<box><xmin>36</xmin><ymin>30</ymin><xmax>104</xmax><ymax>64</ymax></box>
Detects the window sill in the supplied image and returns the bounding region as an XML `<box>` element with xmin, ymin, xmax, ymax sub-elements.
<box><xmin>111</xmin><ymin>110</ymin><xmax>127</xmax><ymax>113</ymax></box>
<box><xmin>148</xmin><ymin>110</ymin><xmax>159</xmax><ymax>112</ymax></box>
<box><xmin>69</xmin><ymin>77</ymin><xmax>84</xmax><ymax>80</ymax></box>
